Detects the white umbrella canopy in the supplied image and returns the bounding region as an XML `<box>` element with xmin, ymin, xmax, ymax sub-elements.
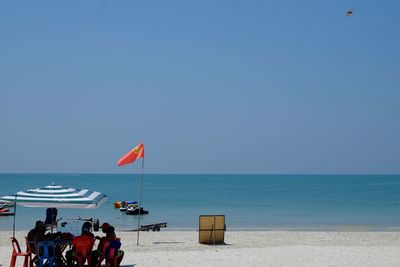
<box><xmin>0</xmin><ymin>183</ymin><xmax>108</xmax><ymax>208</ymax></box>
<box><xmin>1</xmin><ymin>183</ymin><xmax>108</xmax><ymax>237</ymax></box>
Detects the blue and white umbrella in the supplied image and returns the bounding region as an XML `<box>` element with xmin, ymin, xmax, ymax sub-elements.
<box><xmin>1</xmin><ymin>183</ymin><xmax>108</xmax><ymax>237</ymax></box>
<box><xmin>0</xmin><ymin>183</ymin><xmax>108</xmax><ymax>209</ymax></box>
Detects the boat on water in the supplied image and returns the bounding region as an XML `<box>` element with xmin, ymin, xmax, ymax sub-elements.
<box><xmin>114</xmin><ymin>201</ymin><xmax>149</xmax><ymax>215</ymax></box>
<box><xmin>114</xmin><ymin>201</ymin><xmax>139</xmax><ymax>211</ymax></box>
<box><xmin>0</xmin><ymin>207</ymin><xmax>14</xmax><ymax>216</ymax></box>
<box><xmin>0</xmin><ymin>202</ymin><xmax>14</xmax><ymax>209</ymax></box>
<box><xmin>125</xmin><ymin>206</ymin><xmax>149</xmax><ymax>215</ymax></box>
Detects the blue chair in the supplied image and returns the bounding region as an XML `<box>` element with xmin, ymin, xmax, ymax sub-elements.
<box><xmin>37</xmin><ymin>241</ymin><xmax>56</xmax><ymax>267</ymax></box>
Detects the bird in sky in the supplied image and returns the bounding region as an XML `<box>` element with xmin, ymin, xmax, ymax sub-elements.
<box><xmin>345</xmin><ymin>9</ymin><xmax>354</xmax><ymax>17</ymax></box>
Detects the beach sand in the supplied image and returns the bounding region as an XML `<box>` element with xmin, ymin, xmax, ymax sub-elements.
<box><xmin>1</xmin><ymin>230</ymin><xmax>400</xmax><ymax>266</ymax></box>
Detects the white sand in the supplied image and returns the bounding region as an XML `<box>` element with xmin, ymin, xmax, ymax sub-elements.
<box><xmin>2</xmin><ymin>230</ymin><xmax>400</xmax><ymax>266</ymax></box>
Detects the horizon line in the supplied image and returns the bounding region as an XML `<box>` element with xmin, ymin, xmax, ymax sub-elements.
<box><xmin>1</xmin><ymin>172</ymin><xmax>399</xmax><ymax>176</ymax></box>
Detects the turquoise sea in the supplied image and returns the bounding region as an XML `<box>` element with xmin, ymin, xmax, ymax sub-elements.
<box><xmin>1</xmin><ymin>174</ymin><xmax>400</xmax><ymax>231</ymax></box>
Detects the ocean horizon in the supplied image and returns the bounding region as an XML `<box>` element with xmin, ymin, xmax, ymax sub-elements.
<box><xmin>1</xmin><ymin>173</ymin><xmax>400</xmax><ymax>231</ymax></box>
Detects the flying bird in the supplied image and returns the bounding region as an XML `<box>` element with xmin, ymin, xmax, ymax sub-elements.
<box><xmin>345</xmin><ymin>9</ymin><xmax>353</xmax><ymax>17</ymax></box>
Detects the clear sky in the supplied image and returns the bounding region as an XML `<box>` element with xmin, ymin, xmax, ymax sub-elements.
<box><xmin>1</xmin><ymin>1</ymin><xmax>399</xmax><ymax>174</ymax></box>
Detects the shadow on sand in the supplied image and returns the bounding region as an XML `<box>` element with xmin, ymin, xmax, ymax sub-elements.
<box><xmin>153</xmin><ymin>241</ymin><xmax>185</xmax><ymax>244</ymax></box>
<box><xmin>200</xmin><ymin>242</ymin><xmax>233</xmax><ymax>246</ymax></box>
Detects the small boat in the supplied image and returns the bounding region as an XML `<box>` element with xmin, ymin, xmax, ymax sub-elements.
<box><xmin>0</xmin><ymin>207</ymin><xmax>14</xmax><ymax>216</ymax></box>
<box><xmin>0</xmin><ymin>202</ymin><xmax>14</xmax><ymax>209</ymax></box>
<box><xmin>117</xmin><ymin>201</ymin><xmax>138</xmax><ymax>212</ymax></box>
<box><xmin>114</xmin><ymin>201</ymin><xmax>137</xmax><ymax>209</ymax></box>
<box><xmin>125</xmin><ymin>206</ymin><xmax>149</xmax><ymax>215</ymax></box>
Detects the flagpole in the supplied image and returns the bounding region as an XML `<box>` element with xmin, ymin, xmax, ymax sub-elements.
<box><xmin>137</xmin><ymin>156</ymin><xmax>145</xmax><ymax>245</ymax></box>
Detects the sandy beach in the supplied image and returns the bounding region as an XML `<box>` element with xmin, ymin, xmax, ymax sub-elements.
<box><xmin>1</xmin><ymin>230</ymin><xmax>400</xmax><ymax>266</ymax></box>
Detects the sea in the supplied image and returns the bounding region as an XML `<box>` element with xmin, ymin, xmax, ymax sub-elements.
<box><xmin>1</xmin><ymin>173</ymin><xmax>400</xmax><ymax>231</ymax></box>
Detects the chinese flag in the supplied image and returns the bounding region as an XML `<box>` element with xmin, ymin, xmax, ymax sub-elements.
<box><xmin>118</xmin><ymin>143</ymin><xmax>144</xmax><ymax>167</ymax></box>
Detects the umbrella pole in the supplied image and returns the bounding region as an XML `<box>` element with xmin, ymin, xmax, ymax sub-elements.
<box><xmin>13</xmin><ymin>195</ymin><xmax>17</xmax><ymax>238</ymax></box>
<box><xmin>137</xmin><ymin>157</ymin><xmax>145</xmax><ymax>246</ymax></box>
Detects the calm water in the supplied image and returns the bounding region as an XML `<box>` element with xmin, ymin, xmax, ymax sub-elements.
<box><xmin>1</xmin><ymin>174</ymin><xmax>400</xmax><ymax>231</ymax></box>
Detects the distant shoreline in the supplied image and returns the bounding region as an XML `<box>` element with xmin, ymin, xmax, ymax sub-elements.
<box><xmin>1</xmin><ymin>172</ymin><xmax>400</xmax><ymax>175</ymax></box>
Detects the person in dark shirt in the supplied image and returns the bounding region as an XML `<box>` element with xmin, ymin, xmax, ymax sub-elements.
<box><xmin>26</xmin><ymin>220</ymin><xmax>46</xmax><ymax>266</ymax></box>
<box><xmin>81</xmin><ymin>221</ymin><xmax>95</xmax><ymax>238</ymax></box>
<box><xmin>27</xmin><ymin>220</ymin><xmax>46</xmax><ymax>251</ymax></box>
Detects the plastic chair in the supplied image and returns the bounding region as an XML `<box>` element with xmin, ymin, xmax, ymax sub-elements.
<box><xmin>37</xmin><ymin>240</ymin><xmax>56</xmax><ymax>267</ymax></box>
<box><xmin>72</xmin><ymin>235</ymin><xmax>95</xmax><ymax>267</ymax></box>
<box><xmin>10</xmin><ymin>237</ymin><xmax>32</xmax><ymax>267</ymax></box>
<box><xmin>44</xmin><ymin>207</ymin><xmax>58</xmax><ymax>225</ymax></box>
<box><xmin>44</xmin><ymin>208</ymin><xmax>58</xmax><ymax>233</ymax></box>
<box><xmin>27</xmin><ymin>239</ymin><xmax>38</xmax><ymax>266</ymax></box>
<box><xmin>98</xmin><ymin>239</ymin><xmax>121</xmax><ymax>267</ymax></box>
<box><xmin>25</xmin><ymin>237</ymin><xmax>35</xmax><ymax>267</ymax></box>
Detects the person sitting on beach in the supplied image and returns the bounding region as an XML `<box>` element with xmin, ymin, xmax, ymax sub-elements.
<box><xmin>27</xmin><ymin>220</ymin><xmax>46</xmax><ymax>265</ymax></box>
<box><xmin>27</xmin><ymin>220</ymin><xmax>45</xmax><ymax>251</ymax></box>
<box><xmin>66</xmin><ymin>221</ymin><xmax>95</xmax><ymax>266</ymax></box>
<box><xmin>33</xmin><ymin>222</ymin><xmax>47</xmax><ymax>248</ymax></box>
<box><xmin>81</xmin><ymin>221</ymin><xmax>95</xmax><ymax>238</ymax></box>
<box><xmin>91</xmin><ymin>223</ymin><xmax>124</xmax><ymax>267</ymax></box>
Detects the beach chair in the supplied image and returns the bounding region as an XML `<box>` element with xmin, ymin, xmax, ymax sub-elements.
<box><xmin>44</xmin><ymin>208</ymin><xmax>58</xmax><ymax>232</ymax></box>
<box><xmin>45</xmin><ymin>208</ymin><xmax>58</xmax><ymax>225</ymax></box>
<box><xmin>72</xmin><ymin>234</ymin><xmax>95</xmax><ymax>267</ymax></box>
<box><xmin>25</xmin><ymin>237</ymin><xmax>36</xmax><ymax>267</ymax></box>
<box><xmin>10</xmin><ymin>237</ymin><xmax>32</xmax><ymax>267</ymax></box>
<box><xmin>98</xmin><ymin>238</ymin><xmax>121</xmax><ymax>267</ymax></box>
<box><xmin>199</xmin><ymin>215</ymin><xmax>226</xmax><ymax>245</ymax></box>
<box><xmin>27</xmin><ymin>238</ymin><xmax>39</xmax><ymax>266</ymax></box>
<box><xmin>37</xmin><ymin>240</ymin><xmax>56</xmax><ymax>267</ymax></box>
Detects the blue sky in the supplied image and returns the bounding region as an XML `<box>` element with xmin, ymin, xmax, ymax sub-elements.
<box><xmin>1</xmin><ymin>1</ymin><xmax>399</xmax><ymax>174</ymax></box>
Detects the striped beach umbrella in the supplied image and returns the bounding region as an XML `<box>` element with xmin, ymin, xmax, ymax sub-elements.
<box><xmin>1</xmin><ymin>183</ymin><xmax>108</xmax><ymax>237</ymax></box>
<box><xmin>0</xmin><ymin>183</ymin><xmax>108</xmax><ymax>208</ymax></box>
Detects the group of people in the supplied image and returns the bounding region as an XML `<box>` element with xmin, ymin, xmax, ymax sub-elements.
<box><xmin>27</xmin><ymin>220</ymin><xmax>124</xmax><ymax>267</ymax></box>
<box><xmin>66</xmin><ymin>221</ymin><xmax>124</xmax><ymax>266</ymax></box>
<box><xmin>27</xmin><ymin>220</ymin><xmax>66</xmax><ymax>266</ymax></box>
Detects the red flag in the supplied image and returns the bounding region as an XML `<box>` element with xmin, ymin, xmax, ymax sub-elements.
<box><xmin>118</xmin><ymin>143</ymin><xmax>144</xmax><ymax>167</ymax></box>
